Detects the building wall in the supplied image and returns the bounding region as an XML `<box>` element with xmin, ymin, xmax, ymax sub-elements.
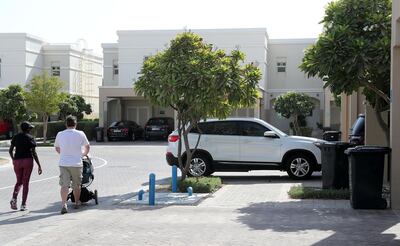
<box><xmin>102</xmin><ymin>44</ymin><xmax>119</xmax><ymax>86</ymax></box>
<box><xmin>116</xmin><ymin>29</ymin><xmax>268</xmax><ymax>90</ymax></box>
<box><xmin>266</xmin><ymin>39</ymin><xmax>326</xmax><ymax>134</ymax></box>
<box><xmin>101</xmin><ymin>29</ymin><xmax>329</xmax><ymax>133</ymax></box>
<box><xmin>42</xmin><ymin>45</ymin><xmax>71</xmax><ymax>91</ymax></box>
<box><xmin>0</xmin><ymin>33</ymin><xmax>45</xmax><ymax>88</ymax></box>
<box><xmin>390</xmin><ymin>0</ymin><xmax>400</xmax><ymax>209</ymax></box>
<box><xmin>0</xmin><ymin>34</ymin><xmax>102</xmax><ymax>118</ymax></box>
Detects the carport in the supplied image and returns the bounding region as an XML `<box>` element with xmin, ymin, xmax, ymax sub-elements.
<box><xmin>99</xmin><ymin>86</ymin><xmax>175</xmax><ymax>128</ymax></box>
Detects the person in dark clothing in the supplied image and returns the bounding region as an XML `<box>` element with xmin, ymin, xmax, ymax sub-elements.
<box><xmin>9</xmin><ymin>121</ymin><xmax>42</xmax><ymax>211</ymax></box>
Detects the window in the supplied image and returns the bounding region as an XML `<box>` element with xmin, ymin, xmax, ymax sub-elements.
<box><xmin>277</xmin><ymin>61</ymin><xmax>286</xmax><ymax>73</ymax></box>
<box><xmin>191</xmin><ymin>121</ymin><xmax>239</xmax><ymax>135</ymax></box>
<box><xmin>239</xmin><ymin>122</ymin><xmax>269</xmax><ymax>137</ymax></box>
<box><xmin>191</xmin><ymin>122</ymin><xmax>215</xmax><ymax>134</ymax></box>
<box><xmin>113</xmin><ymin>60</ymin><xmax>119</xmax><ymax>76</ymax></box>
<box><xmin>213</xmin><ymin>121</ymin><xmax>239</xmax><ymax>135</ymax></box>
<box><xmin>51</xmin><ymin>61</ymin><xmax>60</xmax><ymax>76</ymax></box>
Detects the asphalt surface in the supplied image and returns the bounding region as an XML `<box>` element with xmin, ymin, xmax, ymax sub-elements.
<box><xmin>0</xmin><ymin>141</ymin><xmax>171</xmax><ymax>242</ymax></box>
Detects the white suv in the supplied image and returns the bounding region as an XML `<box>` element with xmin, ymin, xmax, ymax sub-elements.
<box><xmin>166</xmin><ymin>118</ymin><xmax>322</xmax><ymax>179</ymax></box>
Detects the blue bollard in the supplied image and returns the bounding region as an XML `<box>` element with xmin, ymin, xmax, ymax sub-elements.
<box><xmin>138</xmin><ymin>190</ymin><xmax>145</xmax><ymax>201</ymax></box>
<box><xmin>149</xmin><ymin>173</ymin><xmax>156</xmax><ymax>205</ymax></box>
<box><xmin>187</xmin><ymin>186</ymin><xmax>193</xmax><ymax>196</ymax></box>
<box><xmin>172</xmin><ymin>165</ymin><xmax>177</xmax><ymax>193</ymax></box>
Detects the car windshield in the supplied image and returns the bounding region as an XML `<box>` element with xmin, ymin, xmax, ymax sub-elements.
<box><xmin>110</xmin><ymin>121</ymin><xmax>130</xmax><ymax>127</ymax></box>
<box><xmin>147</xmin><ymin>118</ymin><xmax>168</xmax><ymax>125</ymax></box>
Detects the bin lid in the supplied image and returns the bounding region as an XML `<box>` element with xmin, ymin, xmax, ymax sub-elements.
<box><xmin>344</xmin><ymin>146</ymin><xmax>391</xmax><ymax>155</ymax></box>
<box><xmin>323</xmin><ymin>131</ymin><xmax>341</xmax><ymax>134</ymax></box>
<box><xmin>314</xmin><ymin>141</ymin><xmax>354</xmax><ymax>148</ymax></box>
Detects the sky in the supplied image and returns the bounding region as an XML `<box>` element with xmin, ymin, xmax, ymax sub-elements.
<box><xmin>0</xmin><ymin>0</ymin><xmax>332</xmax><ymax>54</ymax></box>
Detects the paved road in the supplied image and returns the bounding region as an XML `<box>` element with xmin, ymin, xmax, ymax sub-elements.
<box><xmin>0</xmin><ymin>141</ymin><xmax>171</xmax><ymax>242</ymax></box>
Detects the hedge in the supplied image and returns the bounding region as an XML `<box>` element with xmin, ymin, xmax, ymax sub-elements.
<box><xmin>178</xmin><ymin>177</ymin><xmax>222</xmax><ymax>193</ymax></box>
<box><xmin>31</xmin><ymin>120</ymin><xmax>99</xmax><ymax>141</ymax></box>
<box><xmin>288</xmin><ymin>186</ymin><xmax>350</xmax><ymax>200</ymax></box>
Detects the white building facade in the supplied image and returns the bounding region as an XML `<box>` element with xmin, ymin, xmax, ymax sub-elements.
<box><xmin>266</xmin><ymin>39</ymin><xmax>340</xmax><ymax>134</ymax></box>
<box><xmin>100</xmin><ymin>28</ymin><xmax>336</xmax><ymax>134</ymax></box>
<box><xmin>0</xmin><ymin>33</ymin><xmax>102</xmax><ymax>117</ymax></box>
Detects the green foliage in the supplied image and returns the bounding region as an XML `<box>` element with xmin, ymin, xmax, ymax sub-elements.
<box><xmin>178</xmin><ymin>177</ymin><xmax>222</xmax><ymax>193</ymax></box>
<box><xmin>31</xmin><ymin>121</ymin><xmax>65</xmax><ymax>139</ymax></box>
<box><xmin>76</xmin><ymin>120</ymin><xmax>98</xmax><ymax>140</ymax></box>
<box><xmin>58</xmin><ymin>93</ymin><xmax>92</xmax><ymax>120</ymax></box>
<box><xmin>134</xmin><ymin>32</ymin><xmax>261</xmax><ymax>179</ymax></box>
<box><xmin>300</xmin><ymin>0</ymin><xmax>391</xmax><ymax>107</ymax></box>
<box><xmin>274</xmin><ymin>92</ymin><xmax>315</xmax><ymax>135</ymax></box>
<box><xmin>0</xmin><ymin>84</ymin><xmax>33</xmax><ymax>125</ymax></box>
<box><xmin>25</xmin><ymin>73</ymin><xmax>64</xmax><ymax>117</ymax></box>
<box><xmin>31</xmin><ymin>120</ymin><xmax>98</xmax><ymax>141</ymax></box>
<box><xmin>25</xmin><ymin>73</ymin><xmax>64</xmax><ymax>142</ymax></box>
<box><xmin>288</xmin><ymin>186</ymin><xmax>350</xmax><ymax>200</ymax></box>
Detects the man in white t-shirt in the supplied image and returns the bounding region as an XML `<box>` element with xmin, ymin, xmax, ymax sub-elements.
<box><xmin>54</xmin><ymin>115</ymin><xmax>90</xmax><ymax>214</ymax></box>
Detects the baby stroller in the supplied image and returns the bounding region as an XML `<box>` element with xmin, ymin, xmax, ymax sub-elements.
<box><xmin>68</xmin><ymin>156</ymin><xmax>99</xmax><ymax>205</ymax></box>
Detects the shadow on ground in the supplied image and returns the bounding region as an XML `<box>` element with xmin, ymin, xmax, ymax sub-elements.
<box><xmin>0</xmin><ymin>191</ymin><xmax>168</xmax><ymax>226</ymax></box>
<box><xmin>237</xmin><ymin>200</ymin><xmax>400</xmax><ymax>245</ymax></box>
<box><xmin>216</xmin><ymin>173</ymin><xmax>321</xmax><ymax>185</ymax></box>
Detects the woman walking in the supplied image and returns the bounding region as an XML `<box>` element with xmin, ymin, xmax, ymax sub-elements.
<box><xmin>9</xmin><ymin>121</ymin><xmax>42</xmax><ymax>211</ymax></box>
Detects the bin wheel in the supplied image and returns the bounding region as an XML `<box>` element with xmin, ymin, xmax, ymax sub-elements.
<box><xmin>285</xmin><ymin>154</ymin><xmax>314</xmax><ymax>180</ymax></box>
<box><xmin>94</xmin><ymin>190</ymin><xmax>99</xmax><ymax>205</ymax></box>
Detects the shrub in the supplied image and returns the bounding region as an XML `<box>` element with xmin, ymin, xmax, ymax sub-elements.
<box><xmin>76</xmin><ymin>120</ymin><xmax>98</xmax><ymax>141</ymax></box>
<box><xmin>31</xmin><ymin>120</ymin><xmax>98</xmax><ymax>141</ymax></box>
<box><xmin>31</xmin><ymin>121</ymin><xmax>65</xmax><ymax>139</ymax></box>
<box><xmin>178</xmin><ymin>177</ymin><xmax>222</xmax><ymax>193</ymax></box>
<box><xmin>288</xmin><ymin>186</ymin><xmax>350</xmax><ymax>200</ymax></box>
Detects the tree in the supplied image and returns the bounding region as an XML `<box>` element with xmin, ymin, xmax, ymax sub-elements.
<box><xmin>274</xmin><ymin>92</ymin><xmax>315</xmax><ymax>135</ymax></box>
<box><xmin>0</xmin><ymin>84</ymin><xmax>32</xmax><ymax>130</ymax></box>
<box><xmin>300</xmin><ymin>0</ymin><xmax>392</xmax><ymax>141</ymax></box>
<box><xmin>58</xmin><ymin>93</ymin><xmax>92</xmax><ymax>120</ymax></box>
<box><xmin>135</xmin><ymin>32</ymin><xmax>261</xmax><ymax>180</ymax></box>
<box><xmin>25</xmin><ymin>73</ymin><xmax>64</xmax><ymax>142</ymax></box>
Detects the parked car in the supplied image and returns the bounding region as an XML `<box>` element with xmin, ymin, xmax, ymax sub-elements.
<box><xmin>107</xmin><ymin>121</ymin><xmax>144</xmax><ymax>141</ymax></box>
<box><xmin>144</xmin><ymin>117</ymin><xmax>174</xmax><ymax>140</ymax></box>
<box><xmin>0</xmin><ymin>120</ymin><xmax>13</xmax><ymax>139</ymax></box>
<box><xmin>349</xmin><ymin>114</ymin><xmax>365</xmax><ymax>145</ymax></box>
<box><xmin>166</xmin><ymin>118</ymin><xmax>322</xmax><ymax>180</ymax></box>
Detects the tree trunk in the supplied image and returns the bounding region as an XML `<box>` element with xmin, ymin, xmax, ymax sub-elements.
<box><xmin>43</xmin><ymin>114</ymin><xmax>48</xmax><ymax>143</ymax></box>
<box><xmin>362</xmin><ymin>82</ymin><xmax>390</xmax><ymax>105</ymax></box>
<box><xmin>374</xmin><ymin>98</ymin><xmax>390</xmax><ymax>145</ymax></box>
<box><xmin>181</xmin><ymin>127</ymin><xmax>192</xmax><ymax>181</ymax></box>
<box><xmin>177</xmin><ymin>119</ymin><xmax>183</xmax><ymax>171</ymax></box>
<box><xmin>292</xmin><ymin>115</ymin><xmax>300</xmax><ymax>135</ymax></box>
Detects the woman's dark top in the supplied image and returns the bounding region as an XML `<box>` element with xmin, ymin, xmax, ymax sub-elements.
<box><xmin>11</xmin><ymin>133</ymin><xmax>36</xmax><ymax>159</ymax></box>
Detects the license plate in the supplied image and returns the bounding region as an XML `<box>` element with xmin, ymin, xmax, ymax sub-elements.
<box><xmin>113</xmin><ymin>129</ymin><xmax>121</xmax><ymax>132</ymax></box>
<box><xmin>152</xmin><ymin>127</ymin><xmax>160</xmax><ymax>131</ymax></box>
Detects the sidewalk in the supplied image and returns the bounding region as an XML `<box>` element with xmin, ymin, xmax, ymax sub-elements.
<box><xmin>2</xmin><ymin>174</ymin><xmax>399</xmax><ymax>246</ymax></box>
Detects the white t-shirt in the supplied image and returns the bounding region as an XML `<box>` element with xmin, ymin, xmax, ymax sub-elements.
<box><xmin>54</xmin><ymin>128</ymin><xmax>90</xmax><ymax>167</ymax></box>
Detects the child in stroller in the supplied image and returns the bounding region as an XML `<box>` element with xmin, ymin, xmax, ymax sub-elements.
<box><xmin>68</xmin><ymin>156</ymin><xmax>98</xmax><ymax>205</ymax></box>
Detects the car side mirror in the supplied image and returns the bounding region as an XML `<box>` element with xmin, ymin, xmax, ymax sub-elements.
<box><xmin>264</xmin><ymin>131</ymin><xmax>278</xmax><ymax>138</ymax></box>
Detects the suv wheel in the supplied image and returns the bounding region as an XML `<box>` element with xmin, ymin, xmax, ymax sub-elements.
<box><xmin>188</xmin><ymin>153</ymin><xmax>212</xmax><ymax>177</ymax></box>
<box><xmin>285</xmin><ymin>154</ymin><xmax>313</xmax><ymax>180</ymax></box>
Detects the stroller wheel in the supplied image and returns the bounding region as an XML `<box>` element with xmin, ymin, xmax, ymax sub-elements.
<box><xmin>94</xmin><ymin>190</ymin><xmax>99</xmax><ymax>205</ymax></box>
